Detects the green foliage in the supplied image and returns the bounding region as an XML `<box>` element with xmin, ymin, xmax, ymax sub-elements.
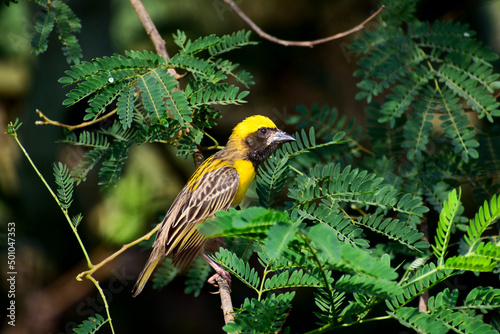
<box><xmin>351</xmin><ymin>13</ymin><xmax>500</xmax><ymax>163</ymax></box>
<box><xmin>391</xmin><ymin>287</ymin><xmax>500</xmax><ymax>334</ymax></box>
<box><xmin>256</xmin><ymin>126</ymin><xmax>346</xmax><ymax>208</ymax></box>
<box><xmin>10</xmin><ymin>0</ymin><xmax>500</xmax><ymax>333</ymax></box>
<box><xmin>30</xmin><ymin>0</ymin><xmax>82</xmax><ymax>64</ymax></box>
<box><xmin>184</xmin><ymin>256</ymin><xmax>211</xmax><ymax>297</ymax></box>
<box><xmin>152</xmin><ymin>257</ymin><xmax>179</xmax><ymax>291</ymax></box>
<box><xmin>6</xmin><ymin>118</ymin><xmax>22</xmax><ymax>135</ymax></box>
<box><xmin>432</xmin><ymin>188</ymin><xmax>462</xmax><ymax>265</ymax></box>
<box><xmin>464</xmin><ymin>194</ymin><xmax>500</xmax><ymax>254</ymax></box>
<box><xmin>57</xmin><ymin>31</ymin><xmax>255</xmax><ymax>189</ymax></box>
<box><xmin>389</xmin><ymin>307</ymin><xmax>449</xmax><ymax>334</ymax></box>
<box><xmin>72</xmin><ymin>314</ymin><xmax>107</xmax><ymax>334</ymax></box>
<box><xmin>224</xmin><ymin>292</ymin><xmax>295</xmax><ymax>334</ymax></box>
<box><xmin>53</xmin><ymin>162</ymin><xmax>75</xmax><ymax>212</ymax></box>
<box><xmin>464</xmin><ymin>286</ymin><xmax>500</xmax><ymax>311</ymax></box>
<box><xmin>387</xmin><ymin>262</ymin><xmax>454</xmax><ymax>311</ymax></box>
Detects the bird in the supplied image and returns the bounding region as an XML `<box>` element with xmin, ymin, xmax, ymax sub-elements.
<box><xmin>132</xmin><ymin>115</ymin><xmax>296</xmax><ymax>297</ymax></box>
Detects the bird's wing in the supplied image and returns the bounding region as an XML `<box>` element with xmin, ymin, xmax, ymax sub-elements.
<box><xmin>155</xmin><ymin>164</ymin><xmax>240</xmax><ymax>257</ymax></box>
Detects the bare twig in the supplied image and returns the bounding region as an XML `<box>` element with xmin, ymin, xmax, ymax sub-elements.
<box><xmin>76</xmin><ymin>223</ymin><xmax>161</xmax><ymax>281</ymax></box>
<box><xmin>129</xmin><ymin>0</ymin><xmax>180</xmax><ymax>79</ymax></box>
<box><xmin>418</xmin><ymin>218</ymin><xmax>430</xmax><ymax>312</ymax></box>
<box><xmin>35</xmin><ymin>108</ymin><xmax>118</xmax><ymax>131</ymax></box>
<box><xmin>216</xmin><ymin>276</ymin><xmax>235</xmax><ymax>326</ymax></box>
<box><xmin>224</xmin><ymin>0</ymin><xmax>385</xmax><ymax>47</ymax></box>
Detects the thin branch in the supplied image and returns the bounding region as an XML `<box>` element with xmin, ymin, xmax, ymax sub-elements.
<box><xmin>216</xmin><ymin>276</ymin><xmax>235</xmax><ymax>326</ymax></box>
<box><xmin>129</xmin><ymin>0</ymin><xmax>169</xmax><ymax>59</ymax></box>
<box><xmin>129</xmin><ymin>0</ymin><xmax>180</xmax><ymax>79</ymax></box>
<box><xmin>86</xmin><ymin>275</ymin><xmax>116</xmax><ymax>334</ymax></box>
<box><xmin>35</xmin><ymin>108</ymin><xmax>117</xmax><ymax>131</ymax></box>
<box><xmin>76</xmin><ymin>223</ymin><xmax>161</xmax><ymax>281</ymax></box>
<box><xmin>224</xmin><ymin>0</ymin><xmax>385</xmax><ymax>47</ymax></box>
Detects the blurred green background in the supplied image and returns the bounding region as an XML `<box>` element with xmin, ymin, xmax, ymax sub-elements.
<box><xmin>1</xmin><ymin>0</ymin><xmax>499</xmax><ymax>333</ymax></box>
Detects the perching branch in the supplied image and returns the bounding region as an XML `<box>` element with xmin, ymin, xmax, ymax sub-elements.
<box><xmin>129</xmin><ymin>0</ymin><xmax>180</xmax><ymax>79</ymax></box>
<box><xmin>216</xmin><ymin>275</ymin><xmax>235</xmax><ymax>326</ymax></box>
<box><xmin>76</xmin><ymin>223</ymin><xmax>161</xmax><ymax>281</ymax></box>
<box><xmin>35</xmin><ymin>108</ymin><xmax>117</xmax><ymax>131</ymax></box>
<box><xmin>224</xmin><ymin>0</ymin><xmax>385</xmax><ymax>47</ymax></box>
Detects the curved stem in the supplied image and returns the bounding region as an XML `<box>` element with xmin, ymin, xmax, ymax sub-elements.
<box><xmin>224</xmin><ymin>0</ymin><xmax>385</xmax><ymax>47</ymax></box>
<box><xmin>77</xmin><ymin>223</ymin><xmax>160</xmax><ymax>281</ymax></box>
<box><xmin>35</xmin><ymin>108</ymin><xmax>117</xmax><ymax>131</ymax></box>
<box><xmin>86</xmin><ymin>274</ymin><xmax>116</xmax><ymax>334</ymax></box>
<box><xmin>129</xmin><ymin>0</ymin><xmax>180</xmax><ymax>79</ymax></box>
<box><xmin>11</xmin><ymin>130</ymin><xmax>93</xmax><ymax>269</ymax></box>
<box><xmin>215</xmin><ymin>275</ymin><xmax>235</xmax><ymax>327</ymax></box>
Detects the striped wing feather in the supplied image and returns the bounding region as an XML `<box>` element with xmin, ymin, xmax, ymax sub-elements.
<box><xmin>156</xmin><ymin>165</ymin><xmax>239</xmax><ymax>269</ymax></box>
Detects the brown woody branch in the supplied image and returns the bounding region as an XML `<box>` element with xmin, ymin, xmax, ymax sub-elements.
<box><xmin>35</xmin><ymin>108</ymin><xmax>117</xmax><ymax>131</ymax></box>
<box><xmin>224</xmin><ymin>0</ymin><xmax>385</xmax><ymax>47</ymax></box>
<box><xmin>216</xmin><ymin>276</ymin><xmax>235</xmax><ymax>326</ymax></box>
<box><xmin>129</xmin><ymin>0</ymin><xmax>180</xmax><ymax>79</ymax></box>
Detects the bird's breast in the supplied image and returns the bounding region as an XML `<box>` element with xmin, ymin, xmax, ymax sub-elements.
<box><xmin>231</xmin><ymin>159</ymin><xmax>256</xmax><ymax>206</ymax></box>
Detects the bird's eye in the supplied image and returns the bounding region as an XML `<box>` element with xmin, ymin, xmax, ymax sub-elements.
<box><xmin>259</xmin><ymin>128</ymin><xmax>267</xmax><ymax>135</ymax></box>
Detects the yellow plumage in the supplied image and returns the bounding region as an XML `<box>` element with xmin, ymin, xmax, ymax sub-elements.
<box><xmin>132</xmin><ymin>115</ymin><xmax>295</xmax><ymax>297</ymax></box>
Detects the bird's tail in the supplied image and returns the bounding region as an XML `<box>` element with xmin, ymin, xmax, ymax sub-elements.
<box><xmin>132</xmin><ymin>250</ymin><xmax>164</xmax><ymax>297</ymax></box>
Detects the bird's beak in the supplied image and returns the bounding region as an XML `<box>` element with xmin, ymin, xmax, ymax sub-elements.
<box><xmin>269</xmin><ymin>129</ymin><xmax>296</xmax><ymax>145</ymax></box>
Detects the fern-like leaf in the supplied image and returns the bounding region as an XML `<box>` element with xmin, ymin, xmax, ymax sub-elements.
<box><xmin>152</xmin><ymin>257</ymin><xmax>179</xmax><ymax>290</ymax></box>
<box><xmin>465</xmin><ymin>194</ymin><xmax>500</xmax><ymax>254</ymax></box>
<box><xmin>401</xmin><ymin>85</ymin><xmax>436</xmax><ymax>160</ymax></box>
<box><xmin>53</xmin><ymin>1</ymin><xmax>82</xmax><ymax>64</ymax></box>
<box><xmin>31</xmin><ymin>7</ymin><xmax>56</xmax><ymax>55</ymax></box>
<box><xmin>97</xmin><ymin>142</ymin><xmax>131</xmax><ymax>189</ymax></box>
<box><xmin>184</xmin><ymin>256</ymin><xmax>211</xmax><ymax>297</ymax></box>
<box><xmin>427</xmin><ymin>288</ymin><xmax>459</xmax><ymax>311</ymax></box>
<box><xmin>352</xmin><ymin>19</ymin><xmax>500</xmax><ymax>162</ymax></box>
<box><xmin>53</xmin><ymin>162</ymin><xmax>74</xmax><ymax>211</ymax></box>
<box><xmin>150</xmin><ymin>67</ymin><xmax>191</xmax><ymax>128</ymax></box>
<box><xmin>208</xmin><ymin>30</ymin><xmax>257</xmax><ymax>57</ymax></box>
<box><xmin>199</xmin><ymin>207</ymin><xmax>290</xmax><ymax>241</ymax></box>
<box><xmin>464</xmin><ymin>286</ymin><xmax>500</xmax><ymax>311</ymax></box>
<box><xmin>432</xmin><ymin>188</ymin><xmax>462</xmax><ymax>265</ymax></box>
<box><xmin>116</xmin><ymin>83</ymin><xmax>136</xmax><ymax>129</ymax></box>
<box><xmin>262</xmin><ymin>268</ymin><xmax>323</xmax><ymax>293</ymax></box>
<box><xmin>314</xmin><ymin>288</ymin><xmax>345</xmax><ymax>325</ymax></box>
<box><xmin>334</xmin><ymin>273</ymin><xmax>402</xmax><ymax>297</ymax></box>
<box><xmin>307</xmin><ymin>224</ymin><xmax>400</xmax><ymax>282</ymax></box>
<box><xmin>390</xmin><ymin>307</ymin><xmax>448</xmax><ymax>334</ymax></box>
<box><xmin>70</xmin><ymin>147</ymin><xmax>107</xmax><ymax>185</ymax></box>
<box><xmin>289</xmin><ymin>163</ymin><xmax>429</xmax><ymax>219</ymax></box>
<box><xmin>72</xmin><ymin>314</ymin><xmax>107</xmax><ymax>334</ymax></box>
<box><xmin>212</xmin><ymin>248</ymin><xmax>261</xmax><ymax>291</ymax></box>
<box><xmin>388</xmin><ymin>263</ymin><xmax>454</xmax><ymax>311</ymax></box>
<box><xmin>224</xmin><ymin>292</ymin><xmax>294</xmax><ymax>334</ymax></box>
<box><xmin>432</xmin><ymin>309</ymin><xmax>499</xmax><ymax>334</ymax></box>
<box><xmin>444</xmin><ymin>255</ymin><xmax>496</xmax><ymax>272</ymax></box>
<box><xmin>294</xmin><ymin>205</ymin><xmax>368</xmax><ymax>248</ymax></box>
<box><xmin>264</xmin><ymin>220</ymin><xmax>300</xmax><ymax>261</ymax></box>
<box><xmin>357</xmin><ymin>213</ymin><xmax>428</xmax><ymax>251</ymax></box>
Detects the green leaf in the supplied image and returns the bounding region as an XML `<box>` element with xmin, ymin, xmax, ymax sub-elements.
<box><xmin>72</xmin><ymin>314</ymin><xmax>107</xmax><ymax>334</ymax></box>
<box><xmin>264</xmin><ymin>221</ymin><xmax>300</xmax><ymax>261</ymax></box>
<box><xmin>31</xmin><ymin>8</ymin><xmax>56</xmax><ymax>55</ymax></box>
<box><xmin>116</xmin><ymin>83</ymin><xmax>136</xmax><ymax>129</ymax></box>
<box><xmin>465</xmin><ymin>193</ymin><xmax>500</xmax><ymax>254</ymax></box>
<box><xmin>390</xmin><ymin>307</ymin><xmax>448</xmax><ymax>334</ymax></box>
<box><xmin>432</xmin><ymin>188</ymin><xmax>462</xmax><ymax>265</ymax></box>
<box><xmin>53</xmin><ymin>162</ymin><xmax>74</xmax><ymax>211</ymax></box>
<box><xmin>198</xmin><ymin>207</ymin><xmax>290</xmax><ymax>241</ymax></box>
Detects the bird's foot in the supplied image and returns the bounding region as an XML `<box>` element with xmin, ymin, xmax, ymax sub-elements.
<box><xmin>201</xmin><ymin>253</ymin><xmax>231</xmax><ymax>289</ymax></box>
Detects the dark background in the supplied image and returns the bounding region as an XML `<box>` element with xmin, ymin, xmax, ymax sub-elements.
<box><xmin>0</xmin><ymin>0</ymin><xmax>498</xmax><ymax>333</ymax></box>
